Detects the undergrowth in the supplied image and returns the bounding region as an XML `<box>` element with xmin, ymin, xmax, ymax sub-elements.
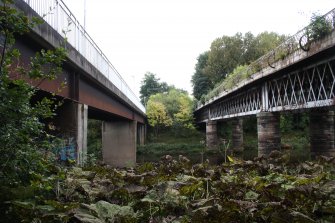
<box><xmin>6</xmin><ymin>152</ymin><xmax>335</xmax><ymax>222</ymax></box>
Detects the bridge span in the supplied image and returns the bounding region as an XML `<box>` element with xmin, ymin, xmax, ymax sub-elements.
<box><xmin>13</xmin><ymin>0</ymin><xmax>146</xmax><ymax>166</ymax></box>
<box><xmin>194</xmin><ymin>8</ymin><xmax>335</xmax><ymax>158</ymax></box>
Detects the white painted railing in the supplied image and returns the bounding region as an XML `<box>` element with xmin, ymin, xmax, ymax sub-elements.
<box><xmin>23</xmin><ymin>0</ymin><xmax>145</xmax><ymax>113</ymax></box>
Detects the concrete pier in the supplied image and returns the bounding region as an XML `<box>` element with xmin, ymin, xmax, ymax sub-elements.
<box><xmin>102</xmin><ymin>120</ymin><xmax>137</xmax><ymax>167</ymax></box>
<box><xmin>257</xmin><ymin>112</ymin><xmax>281</xmax><ymax>156</ymax></box>
<box><xmin>53</xmin><ymin>101</ymin><xmax>88</xmax><ymax>165</ymax></box>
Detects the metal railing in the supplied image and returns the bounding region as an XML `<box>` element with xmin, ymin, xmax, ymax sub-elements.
<box><xmin>198</xmin><ymin>7</ymin><xmax>335</xmax><ymax>109</ymax></box>
<box><xmin>23</xmin><ymin>0</ymin><xmax>145</xmax><ymax>113</ymax></box>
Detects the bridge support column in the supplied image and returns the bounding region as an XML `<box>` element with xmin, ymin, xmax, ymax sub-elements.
<box><xmin>257</xmin><ymin>112</ymin><xmax>281</xmax><ymax>156</ymax></box>
<box><xmin>52</xmin><ymin>101</ymin><xmax>87</xmax><ymax>165</ymax></box>
<box><xmin>102</xmin><ymin>120</ymin><xmax>137</xmax><ymax>167</ymax></box>
<box><xmin>206</xmin><ymin>120</ymin><xmax>218</xmax><ymax>149</ymax></box>
<box><xmin>76</xmin><ymin>103</ymin><xmax>88</xmax><ymax>165</ymax></box>
<box><xmin>310</xmin><ymin>110</ymin><xmax>335</xmax><ymax>158</ymax></box>
<box><xmin>232</xmin><ymin>118</ymin><xmax>243</xmax><ymax>152</ymax></box>
<box><xmin>137</xmin><ymin>124</ymin><xmax>146</xmax><ymax>145</ymax></box>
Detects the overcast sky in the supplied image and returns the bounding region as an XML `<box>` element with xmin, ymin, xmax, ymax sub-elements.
<box><xmin>62</xmin><ymin>0</ymin><xmax>334</xmax><ymax>97</ymax></box>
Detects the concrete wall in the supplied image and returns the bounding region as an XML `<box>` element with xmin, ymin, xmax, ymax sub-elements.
<box><xmin>102</xmin><ymin>120</ymin><xmax>137</xmax><ymax>167</ymax></box>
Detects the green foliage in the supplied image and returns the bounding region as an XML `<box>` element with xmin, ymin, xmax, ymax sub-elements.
<box><xmin>10</xmin><ymin>154</ymin><xmax>335</xmax><ymax>222</ymax></box>
<box><xmin>139</xmin><ymin>72</ymin><xmax>169</xmax><ymax>105</ymax></box>
<box><xmin>309</xmin><ymin>13</ymin><xmax>333</xmax><ymax>40</ymax></box>
<box><xmin>146</xmin><ymin>100</ymin><xmax>172</xmax><ymax>136</ymax></box>
<box><xmin>0</xmin><ymin>0</ymin><xmax>67</xmax><ymax>220</ymax></box>
<box><xmin>147</xmin><ymin>89</ymin><xmax>195</xmax><ymax>136</ymax></box>
<box><xmin>193</xmin><ymin>32</ymin><xmax>285</xmax><ymax>102</ymax></box>
<box><xmin>204</xmin><ymin>33</ymin><xmax>244</xmax><ymax>85</ymax></box>
<box><xmin>221</xmin><ymin>65</ymin><xmax>250</xmax><ymax>90</ymax></box>
<box><xmin>87</xmin><ymin>119</ymin><xmax>102</xmax><ymax>162</ymax></box>
<box><xmin>191</xmin><ymin>52</ymin><xmax>212</xmax><ymax>101</ymax></box>
<box><xmin>0</xmin><ymin>0</ymin><xmax>66</xmax><ymax>185</ymax></box>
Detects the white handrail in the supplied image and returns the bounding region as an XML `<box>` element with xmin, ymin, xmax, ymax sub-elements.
<box><xmin>22</xmin><ymin>0</ymin><xmax>145</xmax><ymax>113</ymax></box>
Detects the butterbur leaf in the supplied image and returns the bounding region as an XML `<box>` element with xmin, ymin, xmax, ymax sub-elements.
<box><xmin>245</xmin><ymin>190</ymin><xmax>259</xmax><ymax>200</ymax></box>
<box><xmin>227</xmin><ymin>155</ymin><xmax>234</xmax><ymax>163</ymax></box>
<box><xmin>73</xmin><ymin>213</ymin><xmax>103</xmax><ymax>223</ymax></box>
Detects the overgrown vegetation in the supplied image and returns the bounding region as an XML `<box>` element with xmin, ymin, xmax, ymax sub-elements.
<box><xmin>192</xmin><ymin>32</ymin><xmax>286</xmax><ymax>103</ymax></box>
<box><xmin>7</xmin><ymin>153</ymin><xmax>335</xmax><ymax>222</ymax></box>
<box><xmin>0</xmin><ymin>0</ymin><xmax>67</xmax><ymax>220</ymax></box>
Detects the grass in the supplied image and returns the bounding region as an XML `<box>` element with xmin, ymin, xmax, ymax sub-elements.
<box><xmin>139</xmin><ymin>129</ymin><xmax>311</xmax><ymax>163</ymax></box>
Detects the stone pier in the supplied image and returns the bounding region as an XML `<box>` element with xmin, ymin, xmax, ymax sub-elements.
<box><xmin>257</xmin><ymin>112</ymin><xmax>281</xmax><ymax>156</ymax></box>
<box><xmin>102</xmin><ymin>120</ymin><xmax>137</xmax><ymax>167</ymax></box>
<box><xmin>206</xmin><ymin>120</ymin><xmax>218</xmax><ymax>149</ymax></box>
<box><xmin>231</xmin><ymin>118</ymin><xmax>243</xmax><ymax>152</ymax></box>
<box><xmin>310</xmin><ymin>110</ymin><xmax>335</xmax><ymax>157</ymax></box>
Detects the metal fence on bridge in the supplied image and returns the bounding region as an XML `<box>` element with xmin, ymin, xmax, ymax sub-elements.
<box><xmin>23</xmin><ymin>0</ymin><xmax>145</xmax><ymax>113</ymax></box>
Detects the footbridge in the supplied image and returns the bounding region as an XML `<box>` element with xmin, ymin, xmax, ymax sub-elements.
<box><xmin>12</xmin><ymin>0</ymin><xmax>146</xmax><ymax>166</ymax></box>
<box><xmin>194</xmin><ymin>8</ymin><xmax>335</xmax><ymax>157</ymax></box>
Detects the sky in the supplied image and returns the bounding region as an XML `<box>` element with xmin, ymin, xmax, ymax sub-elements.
<box><xmin>62</xmin><ymin>0</ymin><xmax>334</xmax><ymax>98</ymax></box>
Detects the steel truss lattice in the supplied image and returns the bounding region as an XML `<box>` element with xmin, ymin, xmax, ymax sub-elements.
<box><xmin>196</xmin><ymin>57</ymin><xmax>335</xmax><ymax>122</ymax></box>
<box><xmin>267</xmin><ymin>57</ymin><xmax>335</xmax><ymax>112</ymax></box>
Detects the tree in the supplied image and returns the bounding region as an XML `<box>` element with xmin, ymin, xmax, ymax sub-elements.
<box><xmin>252</xmin><ymin>32</ymin><xmax>286</xmax><ymax>59</ymax></box>
<box><xmin>194</xmin><ymin>31</ymin><xmax>286</xmax><ymax>100</ymax></box>
<box><xmin>191</xmin><ymin>52</ymin><xmax>212</xmax><ymax>101</ymax></box>
<box><xmin>204</xmin><ymin>33</ymin><xmax>244</xmax><ymax>85</ymax></box>
<box><xmin>0</xmin><ymin>0</ymin><xmax>66</xmax><ymax>219</ymax></box>
<box><xmin>146</xmin><ymin>100</ymin><xmax>172</xmax><ymax>136</ymax></box>
<box><xmin>139</xmin><ymin>72</ymin><xmax>169</xmax><ymax>105</ymax></box>
<box><xmin>148</xmin><ymin>89</ymin><xmax>195</xmax><ymax>135</ymax></box>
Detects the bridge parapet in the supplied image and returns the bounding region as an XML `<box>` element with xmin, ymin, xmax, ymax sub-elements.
<box><xmin>21</xmin><ymin>0</ymin><xmax>145</xmax><ymax>113</ymax></box>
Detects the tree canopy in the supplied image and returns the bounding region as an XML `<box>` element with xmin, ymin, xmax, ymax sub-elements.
<box><xmin>192</xmin><ymin>31</ymin><xmax>286</xmax><ymax>101</ymax></box>
<box><xmin>191</xmin><ymin>52</ymin><xmax>212</xmax><ymax>101</ymax></box>
<box><xmin>139</xmin><ymin>72</ymin><xmax>169</xmax><ymax>105</ymax></box>
<box><xmin>146</xmin><ymin>89</ymin><xmax>195</xmax><ymax>136</ymax></box>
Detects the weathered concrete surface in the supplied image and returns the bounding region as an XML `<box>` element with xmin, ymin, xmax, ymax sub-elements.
<box><xmin>102</xmin><ymin>120</ymin><xmax>137</xmax><ymax>167</ymax></box>
<box><xmin>257</xmin><ymin>112</ymin><xmax>281</xmax><ymax>156</ymax></box>
<box><xmin>77</xmin><ymin>104</ymin><xmax>88</xmax><ymax>165</ymax></box>
<box><xmin>52</xmin><ymin>101</ymin><xmax>88</xmax><ymax>165</ymax></box>
<box><xmin>231</xmin><ymin>119</ymin><xmax>243</xmax><ymax>152</ymax></box>
<box><xmin>206</xmin><ymin>120</ymin><xmax>218</xmax><ymax>149</ymax></box>
<box><xmin>310</xmin><ymin>110</ymin><xmax>335</xmax><ymax>157</ymax></box>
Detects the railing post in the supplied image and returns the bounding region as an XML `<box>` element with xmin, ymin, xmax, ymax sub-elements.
<box><xmin>261</xmin><ymin>82</ymin><xmax>269</xmax><ymax>111</ymax></box>
<box><xmin>55</xmin><ymin>0</ymin><xmax>60</xmax><ymax>33</ymax></box>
